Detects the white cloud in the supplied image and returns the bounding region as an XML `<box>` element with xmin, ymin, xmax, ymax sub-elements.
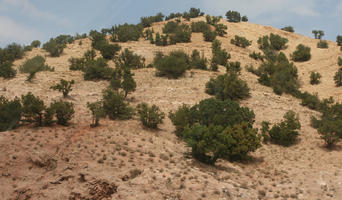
<box><xmin>0</xmin><ymin>0</ymin><xmax>71</xmax><ymax>26</ymax></box>
<box><xmin>0</xmin><ymin>16</ymin><xmax>43</xmax><ymax>45</ymax></box>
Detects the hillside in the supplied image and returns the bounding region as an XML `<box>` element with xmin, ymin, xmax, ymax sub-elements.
<box><xmin>1</xmin><ymin>15</ymin><xmax>342</xmax><ymax>200</ymax></box>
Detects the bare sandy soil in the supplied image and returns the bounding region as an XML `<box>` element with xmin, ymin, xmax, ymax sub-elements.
<box><xmin>1</xmin><ymin>16</ymin><xmax>342</xmax><ymax>200</ymax></box>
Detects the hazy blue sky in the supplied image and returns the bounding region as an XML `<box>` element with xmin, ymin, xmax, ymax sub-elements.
<box><xmin>0</xmin><ymin>0</ymin><xmax>341</xmax><ymax>47</ymax></box>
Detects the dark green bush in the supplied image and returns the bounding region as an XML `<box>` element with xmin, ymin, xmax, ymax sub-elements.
<box><xmin>337</xmin><ymin>35</ymin><xmax>342</xmax><ymax>46</ymax></box>
<box><xmin>169</xmin><ymin>98</ymin><xmax>255</xmax><ymax>136</ymax></box>
<box><xmin>31</xmin><ymin>40</ymin><xmax>41</xmax><ymax>48</ymax></box>
<box><xmin>281</xmin><ymin>26</ymin><xmax>295</xmax><ymax>33</ymax></box>
<box><xmin>312</xmin><ymin>30</ymin><xmax>324</xmax><ymax>39</ymax></box>
<box><xmin>310</xmin><ymin>72</ymin><xmax>321</xmax><ymax>85</ymax></box>
<box><xmin>21</xmin><ymin>92</ymin><xmax>45</xmax><ymax>126</ymax></box>
<box><xmin>334</xmin><ymin>70</ymin><xmax>342</xmax><ymax>87</ymax></box>
<box><xmin>252</xmin><ymin>52</ymin><xmax>299</xmax><ymax>95</ymax></box>
<box><xmin>0</xmin><ymin>62</ymin><xmax>16</xmax><ymax>78</ymax></box>
<box><xmin>0</xmin><ymin>43</ymin><xmax>24</xmax><ymax>63</ymax></box>
<box><xmin>291</xmin><ymin>44</ymin><xmax>311</xmax><ymax>62</ymax></box>
<box><xmin>43</xmin><ymin>38</ymin><xmax>67</xmax><ymax>57</ymax></box>
<box><xmin>182</xmin><ymin>8</ymin><xmax>203</xmax><ymax>20</ymax></box>
<box><xmin>226</xmin><ymin>61</ymin><xmax>241</xmax><ymax>74</ymax></box>
<box><xmin>257</xmin><ymin>34</ymin><xmax>288</xmax><ymax>51</ymax></box>
<box><xmin>203</xmin><ymin>30</ymin><xmax>217</xmax><ymax>42</ymax></box>
<box><xmin>267</xmin><ymin>110</ymin><xmax>301</xmax><ymax>146</ymax></box>
<box><xmin>154</xmin><ymin>51</ymin><xmax>189</xmax><ymax>78</ymax></box>
<box><xmin>214</xmin><ymin>24</ymin><xmax>227</xmax><ymax>36</ymax></box>
<box><xmin>169</xmin><ymin>24</ymin><xmax>192</xmax><ymax>44</ymax></box>
<box><xmin>225</xmin><ymin>10</ymin><xmax>241</xmax><ymax>22</ymax></box>
<box><xmin>140</xmin><ymin>13</ymin><xmax>164</xmax><ymax>28</ymax></box>
<box><xmin>0</xmin><ymin>96</ymin><xmax>22</xmax><ymax>132</ymax></box>
<box><xmin>84</xmin><ymin>58</ymin><xmax>112</xmax><ymax>80</ymax></box>
<box><xmin>102</xmin><ymin>88</ymin><xmax>134</xmax><ymax>120</ymax></box>
<box><xmin>50</xmin><ymin>79</ymin><xmax>75</xmax><ymax>97</ymax></box>
<box><xmin>51</xmin><ymin>100</ymin><xmax>75</xmax><ymax>126</ymax></box>
<box><xmin>163</xmin><ymin>21</ymin><xmax>179</xmax><ymax>34</ymax></box>
<box><xmin>191</xmin><ymin>21</ymin><xmax>210</xmax><ymax>33</ymax></box>
<box><xmin>114</xmin><ymin>48</ymin><xmax>146</xmax><ymax>69</ymax></box>
<box><xmin>87</xmin><ymin>101</ymin><xmax>105</xmax><ymax>127</ymax></box>
<box><xmin>338</xmin><ymin>57</ymin><xmax>342</xmax><ymax>66</ymax></box>
<box><xmin>121</xmin><ymin>69</ymin><xmax>136</xmax><ymax>98</ymax></box>
<box><xmin>241</xmin><ymin>16</ymin><xmax>248</xmax><ymax>22</ymax></box>
<box><xmin>206</xmin><ymin>15</ymin><xmax>221</xmax><ymax>26</ymax></box>
<box><xmin>205</xmin><ymin>72</ymin><xmax>250</xmax><ymax>101</ymax></box>
<box><xmin>230</xmin><ymin>35</ymin><xmax>252</xmax><ymax>48</ymax></box>
<box><xmin>311</xmin><ymin>103</ymin><xmax>342</xmax><ymax>148</ymax></box>
<box><xmin>111</xmin><ymin>23</ymin><xmax>143</xmax><ymax>42</ymax></box>
<box><xmin>317</xmin><ymin>40</ymin><xmax>328</xmax><ymax>48</ymax></box>
<box><xmin>19</xmin><ymin>55</ymin><xmax>54</xmax><ymax>81</ymax></box>
<box><xmin>211</xmin><ymin>39</ymin><xmax>231</xmax><ymax>68</ymax></box>
<box><xmin>136</xmin><ymin>103</ymin><xmax>165</xmax><ymax>129</ymax></box>
<box><xmin>69</xmin><ymin>49</ymin><xmax>96</xmax><ymax>71</ymax></box>
<box><xmin>99</xmin><ymin>43</ymin><xmax>121</xmax><ymax>60</ymax></box>
<box><xmin>183</xmin><ymin>122</ymin><xmax>260</xmax><ymax>164</ymax></box>
<box><xmin>190</xmin><ymin>50</ymin><xmax>207</xmax><ymax>70</ymax></box>
<box><xmin>249</xmin><ymin>51</ymin><xmax>264</xmax><ymax>61</ymax></box>
<box><xmin>89</xmin><ymin>30</ymin><xmax>107</xmax><ymax>50</ymax></box>
<box><xmin>165</xmin><ymin>12</ymin><xmax>182</xmax><ymax>20</ymax></box>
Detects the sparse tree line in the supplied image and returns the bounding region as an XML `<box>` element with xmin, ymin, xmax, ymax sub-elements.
<box><xmin>246</xmin><ymin>32</ymin><xmax>342</xmax><ymax>148</ymax></box>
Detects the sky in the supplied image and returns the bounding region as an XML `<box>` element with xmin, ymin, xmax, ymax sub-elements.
<box><xmin>0</xmin><ymin>0</ymin><xmax>341</xmax><ymax>47</ymax></box>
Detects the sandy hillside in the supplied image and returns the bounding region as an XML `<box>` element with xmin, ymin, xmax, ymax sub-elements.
<box><xmin>0</xmin><ymin>16</ymin><xmax>342</xmax><ymax>200</ymax></box>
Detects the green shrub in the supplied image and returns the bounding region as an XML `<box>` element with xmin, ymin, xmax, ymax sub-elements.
<box><xmin>31</xmin><ymin>40</ymin><xmax>41</xmax><ymax>48</ymax></box>
<box><xmin>0</xmin><ymin>43</ymin><xmax>24</xmax><ymax>63</ymax></box>
<box><xmin>21</xmin><ymin>92</ymin><xmax>45</xmax><ymax>126</ymax></box>
<box><xmin>281</xmin><ymin>26</ymin><xmax>295</xmax><ymax>33</ymax></box>
<box><xmin>311</xmin><ymin>103</ymin><xmax>342</xmax><ymax>148</ymax></box>
<box><xmin>19</xmin><ymin>55</ymin><xmax>54</xmax><ymax>81</ymax></box>
<box><xmin>99</xmin><ymin>43</ymin><xmax>121</xmax><ymax>60</ymax></box>
<box><xmin>230</xmin><ymin>35</ymin><xmax>252</xmax><ymax>48</ymax></box>
<box><xmin>291</xmin><ymin>44</ymin><xmax>311</xmax><ymax>62</ymax></box>
<box><xmin>225</xmin><ymin>10</ymin><xmax>241</xmax><ymax>22</ymax></box>
<box><xmin>191</xmin><ymin>21</ymin><xmax>210</xmax><ymax>33</ymax></box>
<box><xmin>0</xmin><ymin>62</ymin><xmax>16</xmax><ymax>78</ymax></box>
<box><xmin>102</xmin><ymin>88</ymin><xmax>134</xmax><ymax>120</ymax></box>
<box><xmin>205</xmin><ymin>72</ymin><xmax>250</xmax><ymax>101</ymax></box>
<box><xmin>334</xmin><ymin>70</ymin><xmax>342</xmax><ymax>87</ymax></box>
<box><xmin>42</xmin><ymin>38</ymin><xmax>66</xmax><ymax>57</ymax></box>
<box><xmin>87</xmin><ymin>101</ymin><xmax>105</xmax><ymax>127</ymax></box>
<box><xmin>206</xmin><ymin>15</ymin><xmax>221</xmax><ymax>26</ymax></box>
<box><xmin>317</xmin><ymin>40</ymin><xmax>328</xmax><ymax>48</ymax></box>
<box><xmin>214</xmin><ymin>24</ymin><xmax>227</xmax><ymax>37</ymax></box>
<box><xmin>211</xmin><ymin>39</ymin><xmax>231</xmax><ymax>68</ymax></box>
<box><xmin>257</xmin><ymin>34</ymin><xmax>288</xmax><ymax>51</ymax></box>
<box><xmin>51</xmin><ymin>100</ymin><xmax>75</xmax><ymax>126</ymax></box>
<box><xmin>50</xmin><ymin>79</ymin><xmax>75</xmax><ymax>97</ymax></box>
<box><xmin>338</xmin><ymin>57</ymin><xmax>342</xmax><ymax>66</ymax></box>
<box><xmin>267</xmin><ymin>110</ymin><xmax>301</xmax><ymax>146</ymax></box>
<box><xmin>69</xmin><ymin>49</ymin><xmax>96</xmax><ymax>71</ymax></box>
<box><xmin>190</xmin><ymin>49</ymin><xmax>208</xmax><ymax>70</ymax></box>
<box><xmin>337</xmin><ymin>35</ymin><xmax>342</xmax><ymax>46</ymax></box>
<box><xmin>111</xmin><ymin>23</ymin><xmax>143</xmax><ymax>42</ymax></box>
<box><xmin>249</xmin><ymin>51</ymin><xmax>264</xmax><ymax>61</ymax></box>
<box><xmin>169</xmin><ymin>24</ymin><xmax>192</xmax><ymax>44</ymax></box>
<box><xmin>312</xmin><ymin>30</ymin><xmax>324</xmax><ymax>39</ymax></box>
<box><xmin>165</xmin><ymin>12</ymin><xmax>182</xmax><ymax>20</ymax></box>
<box><xmin>163</xmin><ymin>21</ymin><xmax>179</xmax><ymax>34</ymax></box>
<box><xmin>154</xmin><ymin>51</ymin><xmax>189</xmax><ymax>78</ymax></box>
<box><xmin>300</xmin><ymin>92</ymin><xmax>322</xmax><ymax>110</ymax></box>
<box><xmin>241</xmin><ymin>16</ymin><xmax>248</xmax><ymax>22</ymax></box>
<box><xmin>0</xmin><ymin>96</ymin><xmax>22</xmax><ymax>132</ymax></box>
<box><xmin>136</xmin><ymin>103</ymin><xmax>165</xmax><ymax>129</ymax></box>
<box><xmin>310</xmin><ymin>72</ymin><xmax>321</xmax><ymax>85</ymax></box>
<box><xmin>169</xmin><ymin>98</ymin><xmax>255</xmax><ymax>136</ymax></box>
<box><xmin>253</xmin><ymin>52</ymin><xmax>299</xmax><ymax>95</ymax></box>
<box><xmin>203</xmin><ymin>30</ymin><xmax>217</xmax><ymax>42</ymax></box>
<box><xmin>121</xmin><ymin>69</ymin><xmax>136</xmax><ymax>98</ymax></box>
<box><xmin>140</xmin><ymin>13</ymin><xmax>164</xmax><ymax>28</ymax></box>
<box><xmin>183</xmin><ymin>122</ymin><xmax>260</xmax><ymax>164</ymax></box>
<box><xmin>84</xmin><ymin>58</ymin><xmax>112</xmax><ymax>80</ymax></box>
<box><xmin>89</xmin><ymin>30</ymin><xmax>107</xmax><ymax>50</ymax></box>
<box><xmin>114</xmin><ymin>48</ymin><xmax>146</xmax><ymax>69</ymax></box>
<box><xmin>226</xmin><ymin>61</ymin><xmax>241</xmax><ymax>74</ymax></box>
